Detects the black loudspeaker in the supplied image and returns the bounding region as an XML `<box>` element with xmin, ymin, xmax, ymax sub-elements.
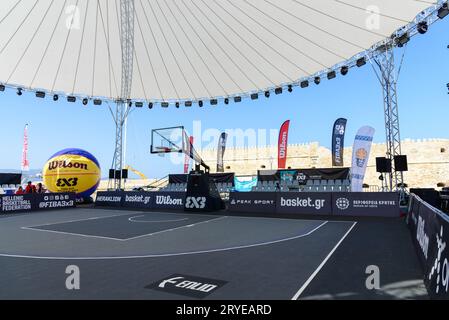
<box><xmin>122</xmin><ymin>169</ymin><xmax>128</xmax><ymax>179</ymax></box>
<box><xmin>115</xmin><ymin>170</ymin><xmax>121</xmax><ymax>179</ymax></box>
<box><xmin>376</xmin><ymin>157</ymin><xmax>391</xmax><ymax>173</ymax></box>
<box><xmin>394</xmin><ymin>155</ymin><xmax>408</xmax><ymax>172</ymax></box>
<box><xmin>109</xmin><ymin>169</ymin><xmax>115</xmax><ymax>179</ymax></box>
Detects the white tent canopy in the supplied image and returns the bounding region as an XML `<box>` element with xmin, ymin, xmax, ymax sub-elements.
<box><xmin>0</xmin><ymin>0</ymin><xmax>441</xmax><ymax>102</ymax></box>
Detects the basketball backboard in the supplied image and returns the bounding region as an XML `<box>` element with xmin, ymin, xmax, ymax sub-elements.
<box><xmin>150</xmin><ymin>126</ymin><xmax>186</xmax><ymax>154</ymax></box>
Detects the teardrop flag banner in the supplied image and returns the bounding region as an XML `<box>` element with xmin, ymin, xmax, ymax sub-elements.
<box><xmin>332</xmin><ymin>118</ymin><xmax>348</xmax><ymax>167</ymax></box>
<box><xmin>278</xmin><ymin>120</ymin><xmax>290</xmax><ymax>169</ymax></box>
<box><xmin>351</xmin><ymin>126</ymin><xmax>375</xmax><ymax>192</ymax></box>
<box><xmin>21</xmin><ymin>124</ymin><xmax>30</xmax><ymax>172</ymax></box>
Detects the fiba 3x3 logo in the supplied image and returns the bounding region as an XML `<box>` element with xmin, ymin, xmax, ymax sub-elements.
<box><xmin>56</xmin><ymin>178</ymin><xmax>79</xmax><ymax>187</ymax></box>
<box><xmin>185</xmin><ymin>197</ymin><xmax>207</xmax><ymax>209</ymax></box>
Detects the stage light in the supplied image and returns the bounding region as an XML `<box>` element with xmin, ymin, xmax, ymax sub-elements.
<box><xmin>341</xmin><ymin>66</ymin><xmax>349</xmax><ymax>76</ymax></box>
<box><xmin>93</xmin><ymin>99</ymin><xmax>102</xmax><ymax>106</ymax></box>
<box><xmin>82</xmin><ymin>98</ymin><xmax>88</xmax><ymax>105</ymax></box>
<box><xmin>148</xmin><ymin>102</ymin><xmax>153</xmax><ymax>109</ymax></box>
<box><xmin>161</xmin><ymin>102</ymin><xmax>169</xmax><ymax>108</ymax></box>
<box><xmin>314</xmin><ymin>77</ymin><xmax>321</xmax><ymax>85</ymax></box>
<box><xmin>53</xmin><ymin>94</ymin><xmax>59</xmax><ymax>101</ymax></box>
<box><xmin>264</xmin><ymin>91</ymin><xmax>270</xmax><ymax>98</ymax></box>
<box><xmin>396</xmin><ymin>33</ymin><xmax>410</xmax><ymax>47</ymax></box>
<box><xmin>175</xmin><ymin>102</ymin><xmax>180</xmax><ymax>108</ymax></box>
<box><xmin>135</xmin><ymin>102</ymin><xmax>143</xmax><ymax>108</ymax></box>
<box><xmin>0</xmin><ymin>84</ymin><xmax>5</xmax><ymax>92</ymax></box>
<box><xmin>210</xmin><ymin>99</ymin><xmax>218</xmax><ymax>106</ymax></box>
<box><xmin>251</xmin><ymin>93</ymin><xmax>258</xmax><ymax>100</ymax></box>
<box><xmin>224</xmin><ymin>98</ymin><xmax>229</xmax><ymax>105</ymax></box>
<box><xmin>128</xmin><ymin>101</ymin><xmax>133</xmax><ymax>107</ymax></box>
<box><xmin>35</xmin><ymin>91</ymin><xmax>46</xmax><ymax>98</ymax></box>
<box><xmin>198</xmin><ymin>100</ymin><xmax>203</xmax><ymax>107</ymax></box>
<box><xmin>327</xmin><ymin>71</ymin><xmax>336</xmax><ymax>80</ymax></box>
<box><xmin>275</xmin><ymin>87</ymin><xmax>282</xmax><ymax>95</ymax></box>
<box><xmin>185</xmin><ymin>101</ymin><xmax>192</xmax><ymax>107</ymax></box>
<box><xmin>356</xmin><ymin>57</ymin><xmax>366</xmax><ymax>67</ymax></box>
<box><xmin>300</xmin><ymin>80</ymin><xmax>309</xmax><ymax>88</ymax></box>
<box><xmin>438</xmin><ymin>3</ymin><xmax>449</xmax><ymax>19</ymax></box>
<box><xmin>288</xmin><ymin>85</ymin><xmax>293</xmax><ymax>93</ymax></box>
<box><xmin>234</xmin><ymin>96</ymin><xmax>242</xmax><ymax>103</ymax></box>
<box><xmin>67</xmin><ymin>96</ymin><xmax>76</xmax><ymax>103</ymax></box>
<box><xmin>417</xmin><ymin>21</ymin><xmax>428</xmax><ymax>34</ymax></box>
<box><xmin>17</xmin><ymin>88</ymin><xmax>22</xmax><ymax>96</ymax></box>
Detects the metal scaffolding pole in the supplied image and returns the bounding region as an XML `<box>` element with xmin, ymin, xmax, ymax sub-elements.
<box><xmin>373</xmin><ymin>45</ymin><xmax>404</xmax><ymax>191</ymax></box>
<box><xmin>110</xmin><ymin>0</ymin><xmax>134</xmax><ymax>190</ymax></box>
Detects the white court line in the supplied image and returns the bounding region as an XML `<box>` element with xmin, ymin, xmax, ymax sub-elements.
<box><xmin>22</xmin><ymin>212</ymin><xmax>137</xmax><ymax>229</ymax></box>
<box><xmin>128</xmin><ymin>215</ymin><xmax>189</xmax><ymax>223</ymax></box>
<box><xmin>21</xmin><ymin>226</ymin><xmax>126</xmax><ymax>241</ymax></box>
<box><xmin>21</xmin><ymin>216</ymin><xmax>228</xmax><ymax>242</ymax></box>
<box><xmin>1</xmin><ymin>220</ymin><xmax>330</xmax><ymax>260</ymax></box>
<box><xmin>123</xmin><ymin>216</ymin><xmax>228</xmax><ymax>241</ymax></box>
<box><xmin>291</xmin><ymin>221</ymin><xmax>358</xmax><ymax>300</ymax></box>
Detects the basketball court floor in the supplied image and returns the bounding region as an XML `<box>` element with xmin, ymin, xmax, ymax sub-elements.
<box><xmin>0</xmin><ymin>208</ymin><xmax>427</xmax><ymax>300</ymax></box>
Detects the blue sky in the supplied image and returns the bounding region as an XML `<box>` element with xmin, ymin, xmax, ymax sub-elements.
<box><xmin>1</xmin><ymin>17</ymin><xmax>448</xmax><ymax>179</ymax></box>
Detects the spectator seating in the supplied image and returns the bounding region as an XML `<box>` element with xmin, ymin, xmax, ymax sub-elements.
<box><xmin>159</xmin><ymin>182</ymin><xmax>233</xmax><ymax>193</ymax></box>
<box><xmin>251</xmin><ymin>179</ymin><xmax>351</xmax><ymax>192</ymax></box>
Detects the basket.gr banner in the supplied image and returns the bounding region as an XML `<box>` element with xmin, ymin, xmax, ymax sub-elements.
<box><xmin>351</xmin><ymin>126</ymin><xmax>375</xmax><ymax>192</ymax></box>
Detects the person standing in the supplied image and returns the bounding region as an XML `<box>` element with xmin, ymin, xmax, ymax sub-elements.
<box><xmin>24</xmin><ymin>181</ymin><xmax>35</xmax><ymax>194</ymax></box>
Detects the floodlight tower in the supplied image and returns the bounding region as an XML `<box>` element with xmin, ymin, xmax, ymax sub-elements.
<box><xmin>111</xmin><ymin>0</ymin><xmax>134</xmax><ymax>190</ymax></box>
<box><xmin>373</xmin><ymin>44</ymin><xmax>403</xmax><ymax>192</ymax></box>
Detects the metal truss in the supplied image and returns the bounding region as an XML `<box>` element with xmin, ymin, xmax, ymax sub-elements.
<box><xmin>110</xmin><ymin>0</ymin><xmax>135</xmax><ymax>190</ymax></box>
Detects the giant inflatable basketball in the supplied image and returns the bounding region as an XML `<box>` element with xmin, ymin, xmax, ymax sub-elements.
<box><xmin>42</xmin><ymin>148</ymin><xmax>101</xmax><ymax>199</ymax></box>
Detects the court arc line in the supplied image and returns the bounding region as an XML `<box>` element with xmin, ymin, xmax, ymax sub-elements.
<box><xmin>128</xmin><ymin>215</ymin><xmax>189</xmax><ymax>223</ymax></box>
<box><xmin>291</xmin><ymin>221</ymin><xmax>358</xmax><ymax>300</ymax></box>
<box><xmin>0</xmin><ymin>221</ymin><xmax>330</xmax><ymax>260</ymax></box>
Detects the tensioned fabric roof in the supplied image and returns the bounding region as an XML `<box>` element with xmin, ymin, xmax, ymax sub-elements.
<box><xmin>0</xmin><ymin>0</ymin><xmax>440</xmax><ymax>102</ymax></box>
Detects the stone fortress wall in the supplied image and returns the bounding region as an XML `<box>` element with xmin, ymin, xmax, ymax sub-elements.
<box><xmin>200</xmin><ymin>139</ymin><xmax>449</xmax><ymax>189</ymax></box>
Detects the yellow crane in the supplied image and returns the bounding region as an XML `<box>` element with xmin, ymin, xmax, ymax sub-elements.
<box><xmin>124</xmin><ymin>165</ymin><xmax>147</xmax><ymax>180</ymax></box>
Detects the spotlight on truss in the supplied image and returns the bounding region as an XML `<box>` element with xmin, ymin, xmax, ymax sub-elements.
<box><xmin>148</xmin><ymin>102</ymin><xmax>153</xmax><ymax>109</ymax></box>
<box><xmin>251</xmin><ymin>93</ymin><xmax>258</xmax><ymax>100</ymax></box>
<box><xmin>341</xmin><ymin>66</ymin><xmax>349</xmax><ymax>76</ymax></box>
<box><xmin>0</xmin><ymin>84</ymin><xmax>5</xmax><ymax>92</ymax></box>
<box><xmin>438</xmin><ymin>3</ymin><xmax>449</xmax><ymax>19</ymax></box>
<box><xmin>314</xmin><ymin>77</ymin><xmax>321</xmax><ymax>85</ymax></box>
<box><xmin>396</xmin><ymin>33</ymin><xmax>410</xmax><ymax>47</ymax></box>
<box><xmin>327</xmin><ymin>71</ymin><xmax>336</xmax><ymax>80</ymax></box>
<box><xmin>234</xmin><ymin>96</ymin><xmax>242</xmax><ymax>103</ymax></box>
<box><xmin>35</xmin><ymin>91</ymin><xmax>45</xmax><ymax>98</ymax></box>
<box><xmin>210</xmin><ymin>99</ymin><xmax>218</xmax><ymax>106</ymax></box>
<box><xmin>198</xmin><ymin>100</ymin><xmax>203</xmax><ymax>107</ymax></box>
<box><xmin>275</xmin><ymin>87</ymin><xmax>283</xmax><ymax>95</ymax></box>
<box><xmin>135</xmin><ymin>102</ymin><xmax>143</xmax><ymax>108</ymax></box>
<box><xmin>67</xmin><ymin>96</ymin><xmax>76</xmax><ymax>103</ymax></box>
<box><xmin>161</xmin><ymin>102</ymin><xmax>169</xmax><ymax>108</ymax></box>
<box><xmin>53</xmin><ymin>94</ymin><xmax>59</xmax><ymax>101</ymax></box>
<box><xmin>264</xmin><ymin>91</ymin><xmax>270</xmax><ymax>98</ymax></box>
<box><xmin>185</xmin><ymin>101</ymin><xmax>192</xmax><ymax>107</ymax></box>
<box><xmin>93</xmin><ymin>99</ymin><xmax>102</xmax><ymax>106</ymax></box>
<box><xmin>224</xmin><ymin>98</ymin><xmax>229</xmax><ymax>105</ymax></box>
<box><xmin>17</xmin><ymin>88</ymin><xmax>23</xmax><ymax>96</ymax></box>
<box><xmin>288</xmin><ymin>85</ymin><xmax>293</xmax><ymax>93</ymax></box>
<box><xmin>356</xmin><ymin>57</ymin><xmax>366</xmax><ymax>67</ymax></box>
<box><xmin>82</xmin><ymin>98</ymin><xmax>88</xmax><ymax>105</ymax></box>
<box><xmin>300</xmin><ymin>80</ymin><xmax>309</xmax><ymax>88</ymax></box>
<box><xmin>417</xmin><ymin>21</ymin><xmax>428</xmax><ymax>34</ymax></box>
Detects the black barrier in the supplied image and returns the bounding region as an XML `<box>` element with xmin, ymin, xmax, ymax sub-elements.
<box><xmin>0</xmin><ymin>193</ymin><xmax>76</xmax><ymax>214</ymax></box>
<box><xmin>228</xmin><ymin>192</ymin><xmax>400</xmax><ymax>217</ymax></box>
<box><xmin>95</xmin><ymin>191</ymin><xmax>124</xmax><ymax>207</ymax></box>
<box><xmin>229</xmin><ymin>192</ymin><xmax>276</xmax><ymax>214</ymax></box>
<box><xmin>408</xmin><ymin>195</ymin><xmax>449</xmax><ymax>299</ymax></box>
<box><xmin>276</xmin><ymin>193</ymin><xmax>332</xmax><ymax>215</ymax></box>
<box><xmin>95</xmin><ymin>191</ymin><xmax>185</xmax><ymax>210</ymax></box>
<box><xmin>332</xmin><ymin>192</ymin><xmax>400</xmax><ymax>217</ymax></box>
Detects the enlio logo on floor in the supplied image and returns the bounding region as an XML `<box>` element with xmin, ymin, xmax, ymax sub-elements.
<box><xmin>148</xmin><ymin>274</ymin><xmax>227</xmax><ymax>298</ymax></box>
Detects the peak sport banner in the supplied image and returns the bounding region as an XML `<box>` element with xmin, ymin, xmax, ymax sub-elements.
<box><xmin>351</xmin><ymin>126</ymin><xmax>375</xmax><ymax>192</ymax></box>
<box><xmin>332</xmin><ymin>118</ymin><xmax>347</xmax><ymax>167</ymax></box>
<box><xmin>278</xmin><ymin>120</ymin><xmax>290</xmax><ymax>169</ymax></box>
<box><xmin>217</xmin><ymin>132</ymin><xmax>228</xmax><ymax>173</ymax></box>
